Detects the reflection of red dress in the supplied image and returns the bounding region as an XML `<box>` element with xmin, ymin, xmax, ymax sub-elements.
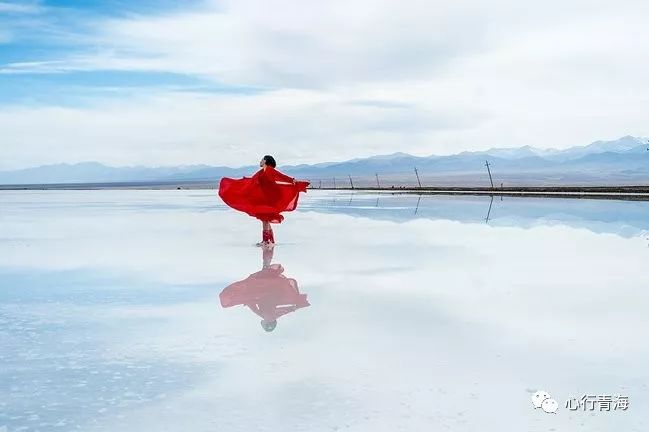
<box><xmin>220</xmin><ymin>264</ymin><xmax>310</xmax><ymax>321</ymax></box>
<box><xmin>218</xmin><ymin>166</ymin><xmax>309</xmax><ymax>223</ymax></box>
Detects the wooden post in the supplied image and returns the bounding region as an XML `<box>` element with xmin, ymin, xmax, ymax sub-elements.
<box><xmin>348</xmin><ymin>174</ymin><xmax>354</xmax><ymax>189</ymax></box>
<box><xmin>319</xmin><ymin>179</ymin><xmax>322</xmax><ymax>189</ymax></box>
<box><xmin>375</xmin><ymin>173</ymin><xmax>380</xmax><ymax>188</ymax></box>
<box><xmin>333</xmin><ymin>177</ymin><xmax>336</xmax><ymax>189</ymax></box>
<box><xmin>414</xmin><ymin>167</ymin><xmax>422</xmax><ymax>188</ymax></box>
<box><xmin>485</xmin><ymin>160</ymin><xmax>494</xmax><ymax>189</ymax></box>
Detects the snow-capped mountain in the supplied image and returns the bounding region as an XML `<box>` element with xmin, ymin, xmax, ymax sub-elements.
<box><xmin>1</xmin><ymin>136</ymin><xmax>647</xmax><ymax>185</ymax></box>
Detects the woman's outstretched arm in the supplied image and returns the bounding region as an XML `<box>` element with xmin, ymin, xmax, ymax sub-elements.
<box><xmin>270</xmin><ymin>167</ymin><xmax>295</xmax><ymax>183</ymax></box>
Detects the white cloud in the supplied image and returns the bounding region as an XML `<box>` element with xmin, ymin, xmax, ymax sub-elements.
<box><xmin>0</xmin><ymin>88</ymin><xmax>479</xmax><ymax>169</ymax></box>
<box><xmin>1</xmin><ymin>0</ymin><xmax>649</xmax><ymax>168</ymax></box>
<box><xmin>0</xmin><ymin>1</ymin><xmax>43</xmax><ymax>44</ymax></box>
<box><xmin>0</xmin><ymin>1</ymin><xmax>41</xmax><ymax>14</ymax></box>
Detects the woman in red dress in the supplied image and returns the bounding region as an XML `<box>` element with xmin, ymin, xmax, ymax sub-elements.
<box><xmin>218</xmin><ymin>155</ymin><xmax>309</xmax><ymax>245</ymax></box>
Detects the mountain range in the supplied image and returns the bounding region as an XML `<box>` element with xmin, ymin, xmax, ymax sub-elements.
<box><xmin>1</xmin><ymin>135</ymin><xmax>647</xmax><ymax>186</ymax></box>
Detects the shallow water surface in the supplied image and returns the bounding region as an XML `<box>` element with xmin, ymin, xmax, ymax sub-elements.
<box><xmin>1</xmin><ymin>190</ymin><xmax>648</xmax><ymax>431</ymax></box>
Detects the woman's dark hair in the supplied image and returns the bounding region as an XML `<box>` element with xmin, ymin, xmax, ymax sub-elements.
<box><xmin>263</xmin><ymin>155</ymin><xmax>277</xmax><ymax>168</ymax></box>
<box><xmin>261</xmin><ymin>319</ymin><xmax>277</xmax><ymax>332</ymax></box>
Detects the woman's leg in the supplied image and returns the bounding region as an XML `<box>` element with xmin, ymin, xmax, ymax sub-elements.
<box><xmin>258</xmin><ymin>220</ymin><xmax>274</xmax><ymax>245</ymax></box>
<box><xmin>257</xmin><ymin>221</ymin><xmax>265</xmax><ymax>245</ymax></box>
<box><xmin>263</xmin><ymin>221</ymin><xmax>275</xmax><ymax>244</ymax></box>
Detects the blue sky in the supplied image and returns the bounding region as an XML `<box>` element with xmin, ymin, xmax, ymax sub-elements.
<box><xmin>1</xmin><ymin>0</ymin><xmax>648</xmax><ymax>169</ymax></box>
<box><xmin>0</xmin><ymin>0</ymin><xmax>232</xmax><ymax>105</ymax></box>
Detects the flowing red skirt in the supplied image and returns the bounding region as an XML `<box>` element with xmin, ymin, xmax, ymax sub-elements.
<box><xmin>218</xmin><ymin>169</ymin><xmax>309</xmax><ymax>223</ymax></box>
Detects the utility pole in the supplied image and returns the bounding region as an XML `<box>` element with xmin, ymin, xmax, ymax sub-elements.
<box><xmin>348</xmin><ymin>174</ymin><xmax>354</xmax><ymax>189</ymax></box>
<box><xmin>485</xmin><ymin>160</ymin><xmax>494</xmax><ymax>189</ymax></box>
<box><xmin>414</xmin><ymin>167</ymin><xmax>422</xmax><ymax>188</ymax></box>
<box><xmin>375</xmin><ymin>173</ymin><xmax>380</xmax><ymax>188</ymax></box>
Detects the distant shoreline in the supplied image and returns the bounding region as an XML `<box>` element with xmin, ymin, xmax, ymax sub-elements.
<box><xmin>0</xmin><ymin>180</ymin><xmax>217</xmax><ymax>191</ymax></box>
<box><xmin>2</xmin><ymin>181</ymin><xmax>649</xmax><ymax>201</ymax></box>
<box><xmin>322</xmin><ymin>186</ymin><xmax>649</xmax><ymax>201</ymax></box>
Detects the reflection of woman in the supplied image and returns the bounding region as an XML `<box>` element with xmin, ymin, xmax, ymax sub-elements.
<box><xmin>218</xmin><ymin>155</ymin><xmax>310</xmax><ymax>246</ymax></box>
<box><xmin>219</xmin><ymin>245</ymin><xmax>310</xmax><ymax>332</ymax></box>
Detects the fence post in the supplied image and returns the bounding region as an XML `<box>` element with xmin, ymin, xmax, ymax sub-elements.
<box><xmin>348</xmin><ymin>174</ymin><xmax>354</xmax><ymax>189</ymax></box>
<box><xmin>333</xmin><ymin>177</ymin><xmax>336</xmax><ymax>189</ymax></box>
<box><xmin>485</xmin><ymin>160</ymin><xmax>494</xmax><ymax>189</ymax></box>
<box><xmin>414</xmin><ymin>167</ymin><xmax>422</xmax><ymax>188</ymax></box>
<box><xmin>375</xmin><ymin>173</ymin><xmax>380</xmax><ymax>188</ymax></box>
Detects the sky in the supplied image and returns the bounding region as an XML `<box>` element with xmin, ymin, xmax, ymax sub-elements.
<box><xmin>0</xmin><ymin>0</ymin><xmax>648</xmax><ymax>169</ymax></box>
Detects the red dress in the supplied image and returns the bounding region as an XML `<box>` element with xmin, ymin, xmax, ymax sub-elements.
<box><xmin>218</xmin><ymin>166</ymin><xmax>310</xmax><ymax>223</ymax></box>
<box><xmin>219</xmin><ymin>264</ymin><xmax>310</xmax><ymax>321</ymax></box>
